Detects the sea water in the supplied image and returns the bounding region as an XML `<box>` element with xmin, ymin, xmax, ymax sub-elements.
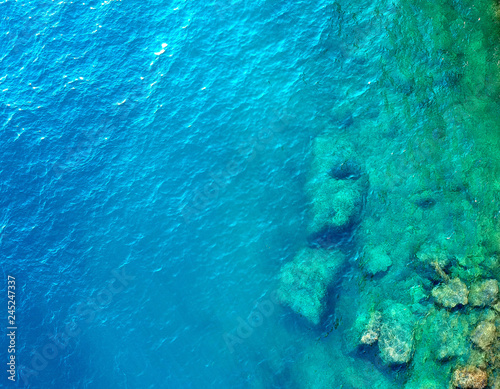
<box><xmin>2</xmin><ymin>0</ymin><xmax>500</xmax><ymax>388</ymax></box>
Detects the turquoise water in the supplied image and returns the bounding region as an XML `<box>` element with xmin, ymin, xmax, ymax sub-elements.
<box><xmin>2</xmin><ymin>0</ymin><xmax>500</xmax><ymax>387</ymax></box>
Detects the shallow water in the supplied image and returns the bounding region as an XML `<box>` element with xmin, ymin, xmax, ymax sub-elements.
<box><xmin>2</xmin><ymin>0</ymin><xmax>500</xmax><ymax>388</ymax></box>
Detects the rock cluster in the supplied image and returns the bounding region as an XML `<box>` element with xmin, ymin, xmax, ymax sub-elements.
<box><xmin>276</xmin><ymin>114</ymin><xmax>500</xmax><ymax>389</ymax></box>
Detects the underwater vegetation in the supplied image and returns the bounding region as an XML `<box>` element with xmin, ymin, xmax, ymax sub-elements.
<box><xmin>275</xmin><ymin>0</ymin><xmax>500</xmax><ymax>387</ymax></box>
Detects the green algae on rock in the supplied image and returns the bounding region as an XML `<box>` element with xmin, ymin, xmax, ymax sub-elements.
<box><xmin>378</xmin><ymin>303</ymin><xmax>416</xmax><ymax>365</ymax></box>
<box><xmin>293</xmin><ymin>341</ymin><xmax>394</xmax><ymax>389</ymax></box>
<box><xmin>415</xmin><ymin>241</ymin><xmax>453</xmax><ymax>280</ymax></box>
<box><xmin>420</xmin><ymin>308</ymin><xmax>471</xmax><ymax>362</ymax></box>
<box><xmin>403</xmin><ymin>378</ymin><xmax>443</xmax><ymax>389</ymax></box>
<box><xmin>404</xmin><ymin>307</ymin><xmax>465</xmax><ymax>389</ymax></box>
<box><xmin>469</xmin><ymin>280</ymin><xmax>499</xmax><ymax>308</ymax></box>
<box><xmin>360</xmin><ymin>245</ymin><xmax>392</xmax><ymax>276</ymax></box>
<box><xmin>277</xmin><ymin>247</ymin><xmax>345</xmax><ymax>325</ymax></box>
<box><xmin>345</xmin><ymin>308</ymin><xmax>383</xmax><ymax>351</ymax></box>
<box><xmin>305</xmin><ymin>134</ymin><xmax>368</xmax><ymax>238</ymax></box>
<box><xmin>432</xmin><ymin>278</ymin><xmax>469</xmax><ymax>308</ymax></box>
<box><xmin>452</xmin><ymin>366</ymin><xmax>488</xmax><ymax>389</ymax></box>
<box><xmin>360</xmin><ymin>310</ymin><xmax>382</xmax><ymax>345</ymax></box>
<box><xmin>470</xmin><ymin>321</ymin><xmax>496</xmax><ymax>351</ymax></box>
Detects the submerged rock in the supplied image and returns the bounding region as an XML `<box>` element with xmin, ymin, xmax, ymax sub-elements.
<box><xmin>432</xmin><ymin>278</ymin><xmax>469</xmax><ymax>308</ymax></box>
<box><xmin>277</xmin><ymin>247</ymin><xmax>345</xmax><ymax>325</ymax></box>
<box><xmin>360</xmin><ymin>245</ymin><xmax>392</xmax><ymax>276</ymax></box>
<box><xmin>469</xmin><ymin>279</ymin><xmax>498</xmax><ymax>307</ymax></box>
<box><xmin>410</xmin><ymin>284</ymin><xmax>428</xmax><ymax>305</ymax></box>
<box><xmin>361</xmin><ymin>329</ymin><xmax>379</xmax><ymax>346</ymax></box>
<box><xmin>452</xmin><ymin>366</ymin><xmax>487</xmax><ymax>389</ymax></box>
<box><xmin>306</xmin><ymin>135</ymin><xmax>367</xmax><ymax>238</ymax></box>
<box><xmin>404</xmin><ymin>378</ymin><xmax>442</xmax><ymax>389</ymax></box>
<box><xmin>467</xmin><ymin>349</ymin><xmax>488</xmax><ymax>370</ymax></box>
<box><xmin>328</xmin><ymin>159</ymin><xmax>362</xmax><ymax>180</ymax></box>
<box><xmin>470</xmin><ymin>321</ymin><xmax>496</xmax><ymax>351</ymax></box>
<box><xmin>416</xmin><ymin>242</ymin><xmax>452</xmax><ymax>269</ymax></box>
<box><xmin>414</xmin><ymin>242</ymin><xmax>454</xmax><ymax>283</ymax></box>
<box><xmin>307</xmin><ymin>180</ymin><xmax>365</xmax><ymax>235</ymax></box>
<box><xmin>360</xmin><ymin>311</ymin><xmax>382</xmax><ymax>345</ymax></box>
<box><xmin>412</xmin><ymin>190</ymin><xmax>437</xmax><ymax>209</ymax></box>
<box><xmin>378</xmin><ymin>303</ymin><xmax>416</xmax><ymax>365</ymax></box>
<box><xmin>432</xmin><ymin>310</ymin><xmax>470</xmax><ymax>361</ymax></box>
<box><xmin>344</xmin><ymin>308</ymin><xmax>382</xmax><ymax>353</ymax></box>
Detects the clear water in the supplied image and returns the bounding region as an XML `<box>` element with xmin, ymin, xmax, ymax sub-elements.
<box><xmin>2</xmin><ymin>0</ymin><xmax>500</xmax><ymax>388</ymax></box>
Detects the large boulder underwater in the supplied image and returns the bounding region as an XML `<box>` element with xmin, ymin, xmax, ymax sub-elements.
<box><xmin>305</xmin><ymin>134</ymin><xmax>368</xmax><ymax>244</ymax></box>
<box><xmin>378</xmin><ymin>303</ymin><xmax>416</xmax><ymax>365</ymax></box>
<box><xmin>277</xmin><ymin>247</ymin><xmax>346</xmax><ymax>325</ymax></box>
